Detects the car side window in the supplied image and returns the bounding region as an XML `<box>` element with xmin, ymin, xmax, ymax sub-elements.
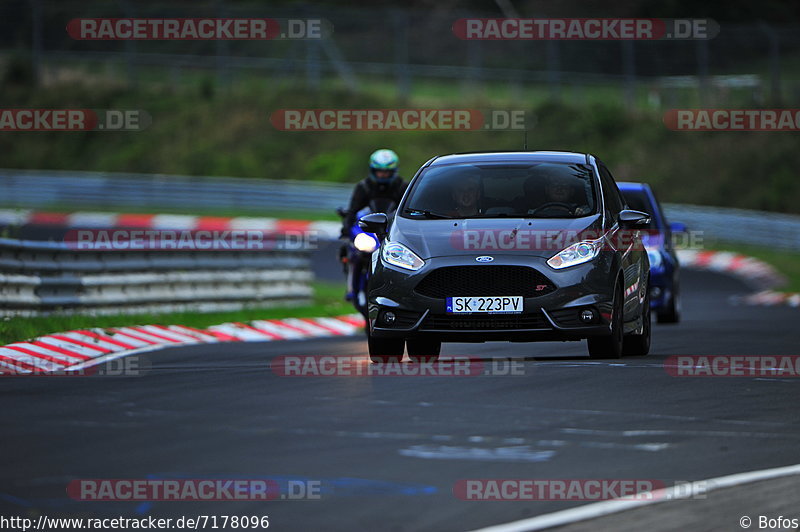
<box><xmin>597</xmin><ymin>164</ymin><xmax>624</xmax><ymax>224</ymax></box>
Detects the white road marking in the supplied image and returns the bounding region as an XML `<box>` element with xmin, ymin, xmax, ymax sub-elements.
<box><xmin>398</xmin><ymin>445</ymin><xmax>556</xmax><ymax>463</ymax></box>
<box><xmin>469</xmin><ymin>462</ymin><xmax>800</xmax><ymax>532</ymax></box>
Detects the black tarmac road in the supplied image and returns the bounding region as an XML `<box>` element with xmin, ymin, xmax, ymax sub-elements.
<box><xmin>2</xmin><ymin>227</ymin><xmax>799</xmax><ymax>531</ymax></box>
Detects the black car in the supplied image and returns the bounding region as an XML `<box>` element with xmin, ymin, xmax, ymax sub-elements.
<box><xmin>359</xmin><ymin>151</ymin><xmax>651</xmax><ymax>362</ymax></box>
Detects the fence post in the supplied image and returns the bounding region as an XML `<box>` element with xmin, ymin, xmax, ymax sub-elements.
<box><xmin>306</xmin><ymin>40</ymin><xmax>320</xmax><ymax>91</ymax></box>
<box><xmin>30</xmin><ymin>0</ymin><xmax>43</xmax><ymax>86</ymax></box>
<box><xmin>464</xmin><ymin>39</ymin><xmax>483</xmax><ymax>97</ymax></box>
<box><xmin>696</xmin><ymin>39</ymin><xmax>710</xmax><ymax>106</ymax></box>
<box><xmin>759</xmin><ymin>22</ymin><xmax>782</xmax><ymax>105</ymax></box>
<box><xmin>546</xmin><ymin>40</ymin><xmax>560</xmax><ymax>100</ymax></box>
<box><xmin>319</xmin><ymin>38</ymin><xmax>358</xmax><ymax>92</ymax></box>
<box><xmin>393</xmin><ymin>9</ymin><xmax>410</xmax><ymax>101</ymax></box>
<box><xmin>215</xmin><ymin>0</ymin><xmax>230</xmax><ymax>89</ymax></box>
<box><xmin>622</xmin><ymin>40</ymin><xmax>636</xmax><ymax>109</ymax></box>
<box><xmin>118</xmin><ymin>0</ymin><xmax>137</xmax><ymax>88</ymax></box>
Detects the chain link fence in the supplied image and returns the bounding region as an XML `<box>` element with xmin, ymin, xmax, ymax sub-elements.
<box><xmin>2</xmin><ymin>2</ymin><xmax>799</xmax><ymax>108</ymax></box>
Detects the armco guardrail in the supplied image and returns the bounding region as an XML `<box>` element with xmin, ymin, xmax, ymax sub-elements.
<box><xmin>0</xmin><ymin>237</ymin><xmax>313</xmax><ymax>316</ymax></box>
<box><xmin>3</xmin><ymin>169</ymin><xmax>800</xmax><ymax>250</ymax></box>
<box><xmin>663</xmin><ymin>203</ymin><xmax>800</xmax><ymax>251</ymax></box>
<box><xmin>0</xmin><ymin>169</ymin><xmax>352</xmax><ymax>213</ymax></box>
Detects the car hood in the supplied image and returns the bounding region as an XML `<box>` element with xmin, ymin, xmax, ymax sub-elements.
<box><xmin>389</xmin><ymin>214</ymin><xmax>603</xmax><ymax>259</ymax></box>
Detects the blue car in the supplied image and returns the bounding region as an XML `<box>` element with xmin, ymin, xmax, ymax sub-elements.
<box><xmin>618</xmin><ymin>182</ymin><xmax>683</xmax><ymax>323</ymax></box>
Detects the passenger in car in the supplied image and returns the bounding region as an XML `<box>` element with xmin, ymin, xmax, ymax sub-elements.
<box><xmin>447</xmin><ymin>174</ymin><xmax>482</xmax><ymax>217</ymax></box>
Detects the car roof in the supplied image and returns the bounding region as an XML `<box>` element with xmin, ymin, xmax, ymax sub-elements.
<box><xmin>617</xmin><ymin>181</ymin><xmax>651</xmax><ymax>192</ymax></box>
<box><xmin>428</xmin><ymin>151</ymin><xmax>590</xmax><ymax>166</ymax></box>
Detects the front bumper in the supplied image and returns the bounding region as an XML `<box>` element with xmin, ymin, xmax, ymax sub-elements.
<box><xmin>648</xmin><ymin>267</ymin><xmax>673</xmax><ymax>310</ymax></box>
<box><xmin>368</xmin><ymin>253</ymin><xmax>617</xmax><ymax>342</ymax></box>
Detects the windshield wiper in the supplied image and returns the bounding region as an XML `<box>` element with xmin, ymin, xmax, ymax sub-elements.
<box><xmin>522</xmin><ymin>214</ymin><xmax>575</xmax><ymax>219</ymax></box>
<box><xmin>404</xmin><ymin>209</ymin><xmax>452</xmax><ymax>219</ymax></box>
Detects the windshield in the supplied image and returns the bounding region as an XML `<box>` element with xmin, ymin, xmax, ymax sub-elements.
<box><xmin>403</xmin><ymin>162</ymin><xmax>597</xmax><ymax>219</ymax></box>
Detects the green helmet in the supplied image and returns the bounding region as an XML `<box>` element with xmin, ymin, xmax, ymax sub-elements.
<box><xmin>368</xmin><ymin>149</ymin><xmax>399</xmax><ymax>184</ymax></box>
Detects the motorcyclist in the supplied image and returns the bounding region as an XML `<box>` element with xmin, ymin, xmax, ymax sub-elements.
<box><xmin>340</xmin><ymin>149</ymin><xmax>407</xmax><ymax>238</ymax></box>
<box><xmin>339</xmin><ymin>149</ymin><xmax>406</xmax><ymax>312</ymax></box>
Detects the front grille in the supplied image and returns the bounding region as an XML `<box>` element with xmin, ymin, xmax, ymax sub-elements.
<box><xmin>414</xmin><ymin>266</ymin><xmax>555</xmax><ymax>298</ymax></box>
<box><xmin>421</xmin><ymin>313</ymin><xmax>550</xmax><ymax>330</ymax></box>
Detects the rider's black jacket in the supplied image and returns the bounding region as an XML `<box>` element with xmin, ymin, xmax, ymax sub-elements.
<box><xmin>341</xmin><ymin>177</ymin><xmax>407</xmax><ymax>237</ymax></box>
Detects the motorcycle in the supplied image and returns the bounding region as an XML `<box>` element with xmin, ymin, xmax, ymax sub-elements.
<box><xmin>336</xmin><ymin>198</ymin><xmax>396</xmax><ymax>319</ymax></box>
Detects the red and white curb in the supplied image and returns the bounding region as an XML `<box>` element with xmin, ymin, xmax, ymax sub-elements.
<box><xmin>677</xmin><ymin>249</ymin><xmax>797</xmax><ymax>308</ymax></box>
<box><xmin>0</xmin><ymin>314</ymin><xmax>365</xmax><ymax>375</ymax></box>
<box><xmin>0</xmin><ymin>208</ymin><xmax>340</xmax><ymax>240</ymax></box>
<box><xmin>734</xmin><ymin>290</ymin><xmax>800</xmax><ymax>308</ymax></box>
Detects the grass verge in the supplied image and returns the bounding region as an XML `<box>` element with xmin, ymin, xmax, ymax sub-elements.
<box><xmin>0</xmin><ymin>281</ymin><xmax>352</xmax><ymax>345</ymax></box>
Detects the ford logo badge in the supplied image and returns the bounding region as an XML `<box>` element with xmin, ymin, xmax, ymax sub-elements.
<box><xmin>475</xmin><ymin>256</ymin><xmax>494</xmax><ymax>263</ymax></box>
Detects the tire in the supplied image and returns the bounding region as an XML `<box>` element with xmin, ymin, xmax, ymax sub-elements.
<box><xmin>587</xmin><ymin>284</ymin><xmax>624</xmax><ymax>359</ymax></box>
<box><xmin>656</xmin><ymin>283</ymin><xmax>680</xmax><ymax>324</ymax></box>
<box><xmin>367</xmin><ymin>323</ymin><xmax>404</xmax><ymax>363</ymax></box>
<box><xmin>407</xmin><ymin>338</ymin><xmax>441</xmax><ymax>363</ymax></box>
<box><xmin>623</xmin><ymin>288</ymin><xmax>651</xmax><ymax>356</ymax></box>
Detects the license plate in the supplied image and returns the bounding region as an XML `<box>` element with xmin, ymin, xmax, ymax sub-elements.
<box><xmin>446</xmin><ymin>296</ymin><xmax>523</xmax><ymax>314</ymax></box>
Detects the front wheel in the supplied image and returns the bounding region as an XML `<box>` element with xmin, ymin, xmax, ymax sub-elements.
<box><xmin>657</xmin><ymin>283</ymin><xmax>680</xmax><ymax>324</ymax></box>
<box><xmin>587</xmin><ymin>285</ymin><xmax>624</xmax><ymax>359</ymax></box>
<box><xmin>407</xmin><ymin>338</ymin><xmax>441</xmax><ymax>363</ymax></box>
<box><xmin>367</xmin><ymin>323</ymin><xmax>404</xmax><ymax>363</ymax></box>
<box><xmin>623</xmin><ymin>289</ymin><xmax>651</xmax><ymax>356</ymax></box>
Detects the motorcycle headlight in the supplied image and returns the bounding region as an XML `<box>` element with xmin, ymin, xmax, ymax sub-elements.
<box><xmin>381</xmin><ymin>241</ymin><xmax>424</xmax><ymax>271</ymax></box>
<box><xmin>547</xmin><ymin>239</ymin><xmax>602</xmax><ymax>270</ymax></box>
<box><xmin>646</xmin><ymin>247</ymin><xmax>663</xmax><ymax>268</ymax></box>
<box><xmin>354</xmin><ymin>233</ymin><xmax>379</xmax><ymax>253</ymax></box>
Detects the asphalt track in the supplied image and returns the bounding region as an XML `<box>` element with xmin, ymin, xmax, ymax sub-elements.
<box><xmin>2</xmin><ymin>229</ymin><xmax>800</xmax><ymax>531</ymax></box>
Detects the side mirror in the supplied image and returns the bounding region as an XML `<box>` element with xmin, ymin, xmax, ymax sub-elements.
<box><xmin>618</xmin><ymin>209</ymin><xmax>651</xmax><ymax>228</ymax></box>
<box><xmin>669</xmin><ymin>221</ymin><xmax>688</xmax><ymax>233</ymax></box>
<box><xmin>358</xmin><ymin>212</ymin><xmax>388</xmax><ymax>236</ymax></box>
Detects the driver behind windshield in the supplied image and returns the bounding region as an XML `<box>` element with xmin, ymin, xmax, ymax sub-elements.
<box><xmin>515</xmin><ymin>168</ymin><xmax>592</xmax><ymax>216</ymax></box>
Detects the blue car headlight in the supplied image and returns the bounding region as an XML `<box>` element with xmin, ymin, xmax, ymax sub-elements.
<box><xmin>646</xmin><ymin>248</ymin><xmax>663</xmax><ymax>269</ymax></box>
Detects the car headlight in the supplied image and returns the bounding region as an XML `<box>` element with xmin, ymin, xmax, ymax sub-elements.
<box><xmin>646</xmin><ymin>248</ymin><xmax>663</xmax><ymax>268</ymax></box>
<box><xmin>381</xmin><ymin>241</ymin><xmax>424</xmax><ymax>271</ymax></box>
<box><xmin>354</xmin><ymin>232</ymin><xmax>379</xmax><ymax>253</ymax></box>
<box><xmin>547</xmin><ymin>239</ymin><xmax>602</xmax><ymax>269</ymax></box>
